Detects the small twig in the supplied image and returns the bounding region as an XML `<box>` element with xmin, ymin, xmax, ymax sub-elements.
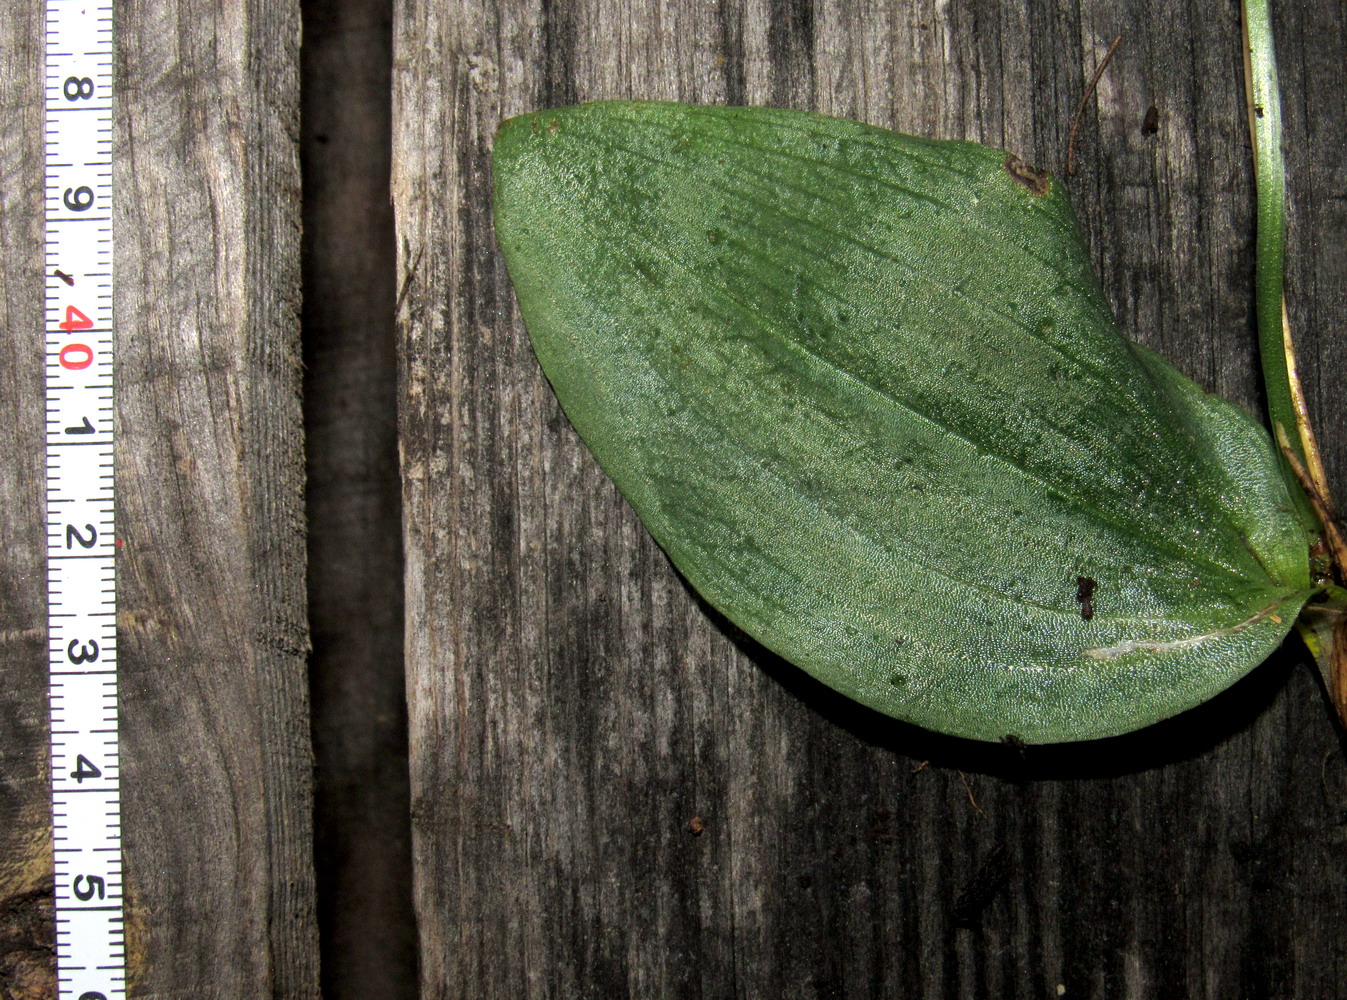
<box><xmin>1321</xmin><ymin>746</ymin><xmax>1338</xmax><ymax>802</ymax></box>
<box><xmin>395</xmin><ymin>246</ymin><xmax>425</xmax><ymax>318</ymax></box>
<box><xmin>1066</xmin><ymin>34</ymin><xmax>1123</xmax><ymax>175</ymax></box>
<box><xmin>1277</xmin><ymin>423</ymin><xmax>1347</xmax><ymax>582</ymax></box>
<box><xmin>1280</xmin><ymin>301</ymin><xmax>1338</xmax><ymax>514</ymax></box>
<box><xmin>957</xmin><ymin>770</ymin><xmax>987</xmax><ymax>820</ymax></box>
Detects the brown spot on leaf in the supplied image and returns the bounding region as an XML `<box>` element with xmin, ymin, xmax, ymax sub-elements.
<box><xmin>1076</xmin><ymin>576</ymin><xmax>1097</xmax><ymax>621</ymax></box>
<box><xmin>1003</xmin><ymin>154</ymin><xmax>1050</xmax><ymax>196</ymax></box>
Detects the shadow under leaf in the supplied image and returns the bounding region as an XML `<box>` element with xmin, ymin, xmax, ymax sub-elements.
<box><xmin>680</xmin><ymin>577</ymin><xmax>1313</xmax><ymax>781</ymax></box>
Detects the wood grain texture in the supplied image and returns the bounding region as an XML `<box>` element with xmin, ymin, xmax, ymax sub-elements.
<box><xmin>393</xmin><ymin>1</ymin><xmax>1347</xmax><ymax>998</ymax></box>
<box><xmin>113</xmin><ymin>0</ymin><xmax>318</xmax><ymax>995</ymax></box>
<box><xmin>3</xmin><ymin>2</ymin><xmax>319</xmax><ymax>995</ymax></box>
<box><xmin>0</xmin><ymin>4</ymin><xmax>57</xmax><ymax>998</ymax></box>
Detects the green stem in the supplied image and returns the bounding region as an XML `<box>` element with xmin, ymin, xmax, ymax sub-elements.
<box><xmin>1246</xmin><ymin>3</ymin><xmax>1347</xmax><ymax>728</ymax></box>
<box><xmin>1242</xmin><ymin>1</ymin><xmax>1296</xmax><ymax>453</ymax></box>
<box><xmin>1242</xmin><ymin>0</ymin><xmax>1342</xmax><ymax>569</ymax></box>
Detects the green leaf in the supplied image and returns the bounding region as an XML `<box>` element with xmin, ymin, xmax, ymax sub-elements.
<box><xmin>492</xmin><ymin>101</ymin><xmax>1314</xmax><ymax>743</ymax></box>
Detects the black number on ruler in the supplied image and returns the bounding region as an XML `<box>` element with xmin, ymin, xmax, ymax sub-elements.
<box><xmin>63</xmin><ymin>76</ymin><xmax>95</xmax><ymax>101</ymax></box>
<box><xmin>70</xmin><ymin>755</ymin><xmax>102</xmax><ymax>783</ymax></box>
<box><xmin>73</xmin><ymin>874</ymin><xmax>107</xmax><ymax>901</ymax></box>
<box><xmin>63</xmin><ymin>186</ymin><xmax>94</xmax><ymax>212</ymax></box>
<box><xmin>65</xmin><ymin>416</ymin><xmax>95</xmax><ymax>435</ymax></box>
<box><xmin>66</xmin><ymin>523</ymin><xmax>97</xmax><ymax>549</ymax></box>
<box><xmin>79</xmin><ymin>993</ymin><xmax>109</xmax><ymax>1000</ymax></box>
<box><xmin>67</xmin><ymin>638</ymin><xmax>99</xmax><ymax>664</ymax></box>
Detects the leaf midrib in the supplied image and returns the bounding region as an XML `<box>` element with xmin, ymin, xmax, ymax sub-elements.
<box><xmin>521</xmin><ymin>144</ymin><xmax>1277</xmax><ymax>588</ymax></box>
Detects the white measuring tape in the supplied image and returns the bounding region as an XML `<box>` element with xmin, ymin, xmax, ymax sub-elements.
<box><xmin>44</xmin><ymin>2</ymin><xmax>125</xmax><ymax>998</ymax></box>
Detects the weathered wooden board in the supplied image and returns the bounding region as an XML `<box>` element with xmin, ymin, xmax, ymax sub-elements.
<box><xmin>0</xmin><ymin>5</ymin><xmax>59</xmax><ymax>997</ymax></box>
<box><xmin>0</xmin><ymin>2</ymin><xmax>320</xmax><ymax>997</ymax></box>
<box><xmin>393</xmin><ymin>1</ymin><xmax>1347</xmax><ymax>997</ymax></box>
<box><xmin>114</xmin><ymin>1</ymin><xmax>319</xmax><ymax>994</ymax></box>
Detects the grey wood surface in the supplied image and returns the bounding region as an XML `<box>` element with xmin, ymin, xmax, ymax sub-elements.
<box><xmin>114</xmin><ymin>2</ymin><xmax>319</xmax><ymax>994</ymax></box>
<box><xmin>4</xmin><ymin>0</ymin><xmax>1346</xmax><ymax>996</ymax></box>
<box><xmin>1</xmin><ymin>2</ymin><xmax>320</xmax><ymax>997</ymax></box>
<box><xmin>0</xmin><ymin>5</ymin><xmax>59</xmax><ymax>997</ymax></box>
<box><xmin>392</xmin><ymin>1</ymin><xmax>1347</xmax><ymax>998</ymax></box>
